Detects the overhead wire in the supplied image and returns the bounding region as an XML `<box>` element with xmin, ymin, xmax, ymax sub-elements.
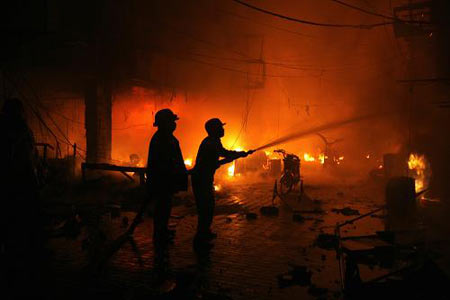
<box><xmin>184</xmin><ymin>51</ymin><xmax>321</xmax><ymax>72</ymax></box>
<box><xmin>231</xmin><ymin>73</ymin><xmax>255</xmax><ymax>148</ymax></box>
<box><xmin>231</xmin><ymin>0</ymin><xmax>394</xmax><ymax>29</ymax></box>
<box><xmin>5</xmin><ymin>72</ymin><xmax>87</xmax><ymax>159</ymax></box>
<box><xmin>156</xmin><ymin>19</ymin><xmax>249</xmax><ymax>58</ymax></box>
<box><xmin>18</xmin><ymin>75</ymin><xmax>85</xmax><ymax>152</ymax></box>
<box><xmin>46</xmin><ymin>108</ymin><xmax>149</xmax><ymax>131</ymax></box>
<box><xmin>329</xmin><ymin>0</ymin><xmax>432</xmax><ymax>24</ymax></box>
<box><xmin>164</xmin><ymin>49</ymin><xmax>310</xmax><ymax>78</ymax></box>
<box><xmin>147</xmin><ymin>24</ymin><xmax>315</xmax><ymax>77</ymax></box>
<box><xmin>152</xmin><ymin>16</ymin><xmax>401</xmax><ymax>76</ymax></box>
<box><xmin>6</xmin><ymin>75</ymin><xmax>86</xmax><ymax>159</ymax></box>
<box><xmin>185</xmin><ymin>50</ymin><xmax>400</xmax><ymax>73</ymax></box>
<box><xmin>216</xmin><ymin>8</ymin><xmax>316</xmax><ymax>39</ymax></box>
<box><xmin>329</xmin><ymin>0</ymin><xmax>396</xmax><ymax>20</ymax></box>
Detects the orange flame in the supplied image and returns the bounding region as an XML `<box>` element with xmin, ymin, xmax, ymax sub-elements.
<box><xmin>303</xmin><ymin>153</ymin><xmax>315</xmax><ymax>162</ymax></box>
<box><xmin>228</xmin><ymin>163</ymin><xmax>235</xmax><ymax>177</ymax></box>
<box><xmin>408</xmin><ymin>153</ymin><xmax>429</xmax><ymax>193</ymax></box>
<box><xmin>184</xmin><ymin>158</ymin><xmax>193</xmax><ymax>167</ymax></box>
<box><xmin>318</xmin><ymin>154</ymin><xmax>325</xmax><ymax>164</ymax></box>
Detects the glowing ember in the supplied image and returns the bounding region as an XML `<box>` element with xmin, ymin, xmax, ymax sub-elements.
<box><xmin>264</xmin><ymin>150</ymin><xmax>279</xmax><ymax>160</ymax></box>
<box><xmin>366</xmin><ymin>154</ymin><xmax>370</xmax><ymax>159</ymax></box>
<box><xmin>184</xmin><ymin>158</ymin><xmax>193</xmax><ymax>167</ymax></box>
<box><xmin>214</xmin><ymin>184</ymin><xmax>221</xmax><ymax>191</ymax></box>
<box><xmin>303</xmin><ymin>153</ymin><xmax>315</xmax><ymax>162</ymax></box>
<box><xmin>338</xmin><ymin>156</ymin><xmax>344</xmax><ymax>161</ymax></box>
<box><xmin>408</xmin><ymin>153</ymin><xmax>429</xmax><ymax>193</ymax></box>
<box><xmin>228</xmin><ymin>162</ymin><xmax>236</xmax><ymax>177</ymax></box>
<box><xmin>224</xmin><ymin>146</ymin><xmax>244</xmax><ymax>177</ymax></box>
<box><xmin>301</xmin><ymin>152</ymin><xmax>327</xmax><ymax>164</ymax></box>
<box><xmin>318</xmin><ymin>154</ymin><xmax>325</xmax><ymax>164</ymax></box>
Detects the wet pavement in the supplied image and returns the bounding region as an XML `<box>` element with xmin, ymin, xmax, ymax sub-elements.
<box><xmin>42</xmin><ymin>173</ymin><xmax>392</xmax><ymax>299</ymax></box>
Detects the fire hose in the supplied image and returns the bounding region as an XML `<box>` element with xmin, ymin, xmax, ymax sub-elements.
<box><xmin>252</xmin><ymin>112</ymin><xmax>387</xmax><ymax>152</ymax></box>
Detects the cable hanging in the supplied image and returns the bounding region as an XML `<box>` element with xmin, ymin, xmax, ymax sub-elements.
<box><xmin>329</xmin><ymin>0</ymin><xmax>432</xmax><ymax>24</ymax></box>
<box><xmin>330</xmin><ymin>0</ymin><xmax>396</xmax><ymax>20</ymax></box>
<box><xmin>231</xmin><ymin>0</ymin><xmax>393</xmax><ymax>29</ymax></box>
<box><xmin>4</xmin><ymin>72</ymin><xmax>86</xmax><ymax>159</ymax></box>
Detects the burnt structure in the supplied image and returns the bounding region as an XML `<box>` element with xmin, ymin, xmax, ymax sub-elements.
<box><xmin>85</xmin><ymin>79</ymin><xmax>112</xmax><ymax>162</ymax></box>
<box><xmin>2</xmin><ymin>1</ymin><xmax>450</xmax><ymax>299</ymax></box>
<box><xmin>0</xmin><ymin>0</ymin><xmax>158</xmax><ymax>162</ymax></box>
<box><xmin>392</xmin><ymin>0</ymin><xmax>450</xmax><ymax>201</ymax></box>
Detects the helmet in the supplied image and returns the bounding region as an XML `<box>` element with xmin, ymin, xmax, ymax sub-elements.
<box><xmin>153</xmin><ymin>109</ymin><xmax>179</xmax><ymax>127</ymax></box>
<box><xmin>205</xmin><ymin>118</ymin><xmax>226</xmax><ymax>135</ymax></box>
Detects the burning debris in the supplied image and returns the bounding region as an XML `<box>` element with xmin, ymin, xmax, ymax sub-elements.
<box><xmin>184</xmin><ymin>158</ymin><xmax>193</xmax><ymax>168</ymax></box>
<box><xmin>214</xmin><ymin>184</ymin><xmax>221</xmax><ymax>192</ymax></box>
<box><xmin>408</xmin><ymin>153</ymin><xmax>431</xmax><ymax>193</ymax></box>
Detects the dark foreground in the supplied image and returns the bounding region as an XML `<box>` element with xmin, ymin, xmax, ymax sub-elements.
<box><xmin>27</xmin><ymin>175</ymin><xmax>450</xmax><ymax>299</ymax></box>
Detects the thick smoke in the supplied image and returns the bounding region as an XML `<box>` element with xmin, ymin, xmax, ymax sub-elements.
<box><xmin>19</xmin><ymin>0</ymin><xmax>441</xmax><ymax>180</ymax></box>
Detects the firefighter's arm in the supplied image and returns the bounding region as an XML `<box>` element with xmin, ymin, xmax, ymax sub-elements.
<box><xmin>218</xmin><ymin>149</ymin><xmax>255</xmax><ymax>166</ymax></box>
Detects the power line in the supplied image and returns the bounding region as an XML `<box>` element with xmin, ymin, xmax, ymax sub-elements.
<box><xmin>5</xmin><ymin>72</ymin><xmax>87</xmax><ymax>158</ymax></box>
<box><xmin>231</xmin><ymin>0</ymin><xmax>393</xmax><ymax>29</ymax></box>
<box><xmin>185</xmin><ymin>50</ymin><xmax>400</xmax><ymax>73</ymax></box>
<box><xmin>329</xmin><ymin>0</ymin><xmax>432</xmax><ymax>24</ymax></box>
<box><xmin>173</xmin><ymin>53</ymin><xmax>309</xmax><ymax>78</ymax></box>
<box><xmin>185</xmin><ymin>51</ymin><xmax>320</xmax><ymax>71</ymax></box>
<box><xmin>153</xmin><ymin>19</ymin><xmax>397</xmax><ymax>74</ymax></box>
<box><xmin>157</xmin><ymin>20</ymin><xmax>249</xmax><ymax>58</ymax></box>
<box><xmin>19</xmin><ymin>75</ymin><xmax>83</xmax><ymax>150</ymax></box>
<box><xmin>217</xmin><ymin>8</ymin><xmax>316</xmax><ymax>39</ymax></box>
<box><xmin>329</xmin><ymin>0</ymin><xmax>396</xmax><ymax>20</ymax></box>
<box><xmin>48</xmin><ymin>108</ymin><xmax>149</xmax><ymax>131</ymax></box>
<box><xmin>148</xmin><ymin>43</ymin><xmax>311</xmax><ymax>78</ymax></box>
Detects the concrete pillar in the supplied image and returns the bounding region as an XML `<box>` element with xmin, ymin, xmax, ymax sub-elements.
<box><xmin>85</xmin><ymin>79</ymin><xmax>111</xmax><ymax>163</ymax></box>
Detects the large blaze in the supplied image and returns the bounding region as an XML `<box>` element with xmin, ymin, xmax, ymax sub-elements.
<box><xmin>3</xmin><ymin>1</ymin><xmax>450</xmax><ymax>299</ymax></box>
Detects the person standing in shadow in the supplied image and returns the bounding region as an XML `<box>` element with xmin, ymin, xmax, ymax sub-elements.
<box><xmin>146</xmin><ymin>108</ymin><xmax>187</xmax><ymax>288</ymax></box>
<box><xmin>0</xmin><ymin>98</ymin><xmax>44</xmax><ymax>298</ymax></box>
<box><xmin>191</xmin><ymin>118</ymin><xmax>254</xmax><ymax>249</ymax></box>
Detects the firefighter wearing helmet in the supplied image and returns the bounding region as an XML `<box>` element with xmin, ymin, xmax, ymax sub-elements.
<box><xmin>191</xmin><ymin>118</ymin><xmax>254</xmax><ymax>248</ymax></box>
<box><xmin>146</xmin><ymin>109</ymin><xmax>187</xmax><ymax>249</ymax></box>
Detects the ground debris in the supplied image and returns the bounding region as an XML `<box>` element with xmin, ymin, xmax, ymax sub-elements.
<box><xmin>331</xmin><ymin>207</ymin><xmax>360</xmax><ymax>216</ymax></box>
<box><xmin>260</xmin><ymin>206</ymin><xmax>279</xmax><ymax>216</ymax></box>
<box><xmin>50</xmin><ymin>214</ymin><xmax>82</xmax><ymax>238</ymax></box>
<box><xmin>293</xmin><ymin>213</ymin><xmax>305</xmax><ymax>223</ymax></box>
<box><xmin>106</xmin><ymin>204</ymin><xmax>121</xmax><ymax>218</ymax></box>
<box><xmin>246</xmin><ymin>212</ymin><xmax>258</xmax><ymax>220</ymax></box>
<box><xmin>308</xmin><ymin>284</ymin><xmax>328</xmax><ymax>297</ymax></box>
<box><xmin>277</xmin><ymin>265</ymin><xmax>312</xmax><ymax>288</ymax></box>
<box><xmin>295</xmin><ymin>209</ymin><xmax>326</xmax><ymax>214</ymax></box>
<box><xmin>315</xmin><ymin>233</ymin><xmax>338</xmax><ymax>250</ymax></box>
<box><xmin>370</xmin><ymin>214</ymin><xmax>385</xmax><ymax>219</ymax></box>
<box><xmin>170</xmin><ymin>214</ymin><xmax>185</xmax><ymax>219</ymax></box>
<box><xmin>121</xmin><ymin>216</ymin><xmax>129</xmax><ymax>228</ymax></box>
